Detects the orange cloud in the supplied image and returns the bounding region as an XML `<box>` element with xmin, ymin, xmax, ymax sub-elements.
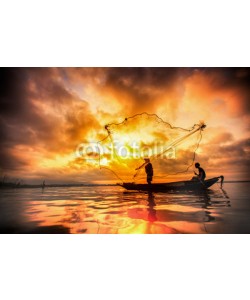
<box><xmin>0</xmin><ymin>68</ymin><xmax>249</xmax><ymax>183</ymax></box>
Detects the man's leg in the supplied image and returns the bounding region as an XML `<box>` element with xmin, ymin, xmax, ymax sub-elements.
<box><xmin>147</xmin><ymin>176</ymin><xmax>152</xmax><ymax>185</ymax></box>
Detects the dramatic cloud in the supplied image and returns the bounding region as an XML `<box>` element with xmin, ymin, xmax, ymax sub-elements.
<box><xmin>0</xmin><ymin>67</ymin><xmax>249</xmax><ymax>183</ymax></box>
<box><xmin>0</xmin><ymin>68</ymin><xmax>100</xmax><ymax>182</ymax></box>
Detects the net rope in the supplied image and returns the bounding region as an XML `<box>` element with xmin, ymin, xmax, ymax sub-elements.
<box><xmin>96</xmin><ymin>112</ymin><xmax>206</xmax><ymax>183</ymax></box>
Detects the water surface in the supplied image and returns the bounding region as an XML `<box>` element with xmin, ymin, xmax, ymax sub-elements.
<box><xmin>0</xmin><ymin>183</ymin><xmax>249</xmax><ymax>233</ymax></box>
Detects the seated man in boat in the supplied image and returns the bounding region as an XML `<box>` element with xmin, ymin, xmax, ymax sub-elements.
<box><xmin>135</xmin><ymin>158</ymin><xmax>154</xmax><ymax>185</ymax></box>
<box><xmin>193</xmin><ymin>162</ymin><xmax>206</xmax><ymax>181</ymax></box>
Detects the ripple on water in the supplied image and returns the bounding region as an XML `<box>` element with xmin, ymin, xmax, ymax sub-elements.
<box><xmin>0</xmin><ymin>183</ymin><xmax>248</xmax><ymax>233</ymax></box>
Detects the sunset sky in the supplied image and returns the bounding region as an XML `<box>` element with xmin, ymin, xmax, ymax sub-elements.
<box><xmin>0</xmin><ymin>67</ymin><xmax>249</xmax><ymax>184</ymax></box>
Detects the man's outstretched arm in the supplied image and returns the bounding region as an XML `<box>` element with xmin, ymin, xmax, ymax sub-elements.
<box><xmin>135</xmin><ymin>163</ymin><xmax>146</xmax><ymax>170</ymax></box>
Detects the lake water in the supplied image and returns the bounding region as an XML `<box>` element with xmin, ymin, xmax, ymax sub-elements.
<box><xmin>0</xmin><ymin>183</ymin><xmax>249</xmax><ymax>234</ymax></box>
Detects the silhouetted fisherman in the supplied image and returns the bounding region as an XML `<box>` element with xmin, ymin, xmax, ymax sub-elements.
<box><xmin>136</xmin><ymin>158</ymin><xmax>154</xmax><ymax>185</ymax></box>
<box><xmin>194</xmin><ymin>162</ymin><xmax>206</xmax><ymax>181</ymax></box>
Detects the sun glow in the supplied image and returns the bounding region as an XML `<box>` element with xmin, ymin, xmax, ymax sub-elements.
<box><xmin>2</xmin><ymin>68</ymin><xmax>249</xmax><ymax>183</ymax></box>
<box><xmin>39</xmin><ymin>153</ymin><xmax>76</xmax><ymax>169</ymax></box>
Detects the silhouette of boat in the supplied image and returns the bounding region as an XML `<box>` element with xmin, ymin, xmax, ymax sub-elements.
<box><xmin>119</xmin><ymin>176</ymin><xmax>224</xmax><ymax>192</ymax></box>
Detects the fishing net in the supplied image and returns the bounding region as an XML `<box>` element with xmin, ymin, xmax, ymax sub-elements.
<box><xmin>91</xmin><ymin>113</ymin><xmax>205</xmax><ymax>183</ymax></box>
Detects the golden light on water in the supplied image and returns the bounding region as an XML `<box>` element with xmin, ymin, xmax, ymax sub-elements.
<box><xmin>19</xmin><ymin>185</ymin><xmax>215</xmax><ymax>234</ymax></box>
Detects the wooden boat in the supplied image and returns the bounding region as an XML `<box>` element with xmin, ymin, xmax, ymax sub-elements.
<box><xmin>119</xmin><ymin>176</ymin><xmax>224</xmax><ymax>192</ymax></box>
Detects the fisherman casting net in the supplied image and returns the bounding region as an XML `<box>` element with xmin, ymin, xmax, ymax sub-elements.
<box><xmin>86</xmin><ymin>113</ymin><xmax>205</xmax><ymax>183</ymax></box>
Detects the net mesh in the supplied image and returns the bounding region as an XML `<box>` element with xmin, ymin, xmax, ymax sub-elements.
<box><xmin>95</xmin><ymin>113</ymin><xmax>205</xmax><ymax>183</ymax></box>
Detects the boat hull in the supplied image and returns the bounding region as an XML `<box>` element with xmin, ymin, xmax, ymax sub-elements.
<box><xmin>120</xmin><ymin>177</ymin><xmax>222</xmax><ymax>192</ymax></box>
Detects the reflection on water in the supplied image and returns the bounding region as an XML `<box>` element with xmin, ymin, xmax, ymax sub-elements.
<box><xmin>0</xmin><ymin>183</ymin><xmax>249</xmax><ymax>233</ymax></box>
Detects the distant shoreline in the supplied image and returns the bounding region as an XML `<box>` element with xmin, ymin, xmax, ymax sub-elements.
<box><xmin>0</xmin><ymin>180</ymin><xmax>249</xmax><ymax>189</ymax></box>
<box><xmin>224</xmin><ymin>181</ymin><xmax>250</xmax><ymax>183</ymax></box>
<box><xmin>0</xmin><ymin>183</ymin><xmax>117</xmax><ymax>189</ymax></box>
